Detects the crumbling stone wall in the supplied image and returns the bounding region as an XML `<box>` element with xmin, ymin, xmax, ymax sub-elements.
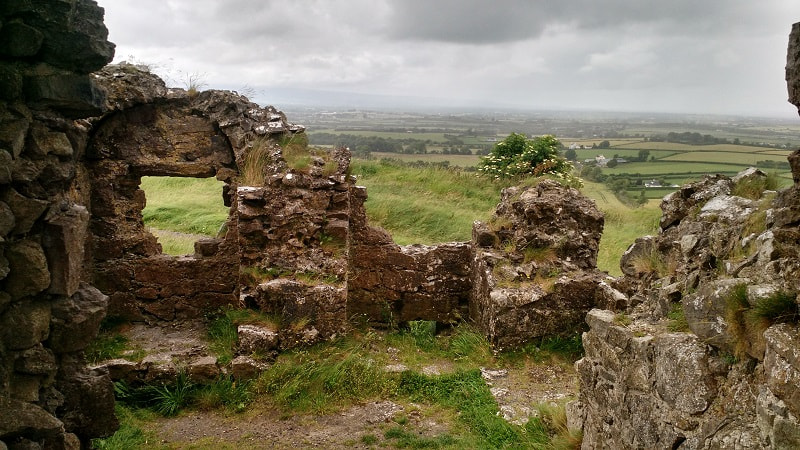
<box><xmin>470</xmin><ymin>180</ymin><xmax>624</xmax><ymax>349</ymax></box>
<box><xmin>0</xmin><ymin>0</ymin><xmax>118</xmax><ymax>447</ymax></box>
<box><xmin>347</xmin><ymin>189</ymin><xmax>473</xmax><ymax>325</ymax></box>
<box><xmin>236</xmin><ymin>159</ymin><xmax>353</xmax><ymax>347</ymax></box>
<box><xmin>86</xmin><ymin>64</ymin><xmax>304</xmax><ymax>321</ymax></box>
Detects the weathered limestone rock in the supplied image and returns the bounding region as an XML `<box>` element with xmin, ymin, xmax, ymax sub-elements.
<box><xmin>1</xmin><ymin>188</ymin><xmax>47</xmax><ymax>235</ymax></box>
<box><xmin>764</xmin><ymin>324</ymin><xmax>800</xmax><ymax>417</ymax></box>
<box><xmin>230</xmin><ymin>355</ymin><xmax>269</xmax><ymax>380</ymax></box>
<box><xmin>43</xmin><ymin>204</ymin><xmax>89</xmax><ymax>296</ymax></box>
<box><xmin>470</xmin><ymin>180</ymin><xmax>615</xmax><ymax>349</ymax></box>
<box><xmin>575</xmin><ymin>161</ymin><xmax>800</xmax><ymax>447</ymax></box>
<box><xmin>56</xmin><ymin>365</ymin><xmax>118</xmax><ymax>440</ymax></box>
<box><xmin>659</xmin><ymin>175</ymin><xmax>732</xmax><ymax>230</ymax></box>
<box><xmin>1</xmin><ymin>300</ymin><xmax>51</xmax><ymax>350</ymax></box>
<box><xmin>0</xmin><ymin>21</ymin><xmax>43</xmax><ymax>57</ymax></box>
<box><xmin>0</xmin><ymin>397</ymin><xmax>64</xmax><ymax>443</ymax></box>
<box><xmin>237</xmin><ymin>324</ymin><xmax>279</xmax><ymax>355</ymax></box>
<box><xmin>188</xmin><ymin>356</ymin><xmax>220</xmax><ymax>384</ymax></box>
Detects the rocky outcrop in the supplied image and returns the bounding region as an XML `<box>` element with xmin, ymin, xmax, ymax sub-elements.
<box><xmin>0</xmin><ymin>1</ymin><xmax>118</xmax><ymax>447</ymax></box>
<box><xmin>470</xmin><ymin>180</ymin><xmax>625</xmax><ymax>349</ymax></box>
<box><xmin>572</xmin><ymin>28</ymin><xmax>800</xmax><ymax>442</ymax></box>
<box><xmin>573</xmin><ymin>162</ymin><xmax>800</xmax><ymax>449</ymax></box>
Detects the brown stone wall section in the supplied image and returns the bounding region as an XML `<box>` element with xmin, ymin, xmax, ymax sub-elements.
<box><xmin>347</xmin><ymin>186</ymin><xmax>473</xmax><ymax>325</ymax></box>
<box><xmin>85</xmin><ymin>64</ymin><xmax>304</xmax><ymax>322</ymax></box>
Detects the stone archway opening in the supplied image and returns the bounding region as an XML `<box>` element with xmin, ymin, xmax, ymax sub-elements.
<box><xmin>139</xmin><ymin>175</ymin><xmax>229</xmax><ymax>255</ymax></box>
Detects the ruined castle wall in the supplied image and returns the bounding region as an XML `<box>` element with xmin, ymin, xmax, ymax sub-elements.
<box><xmin>84</xmin><ymin>65</ymin><xmax>305</xmax><ymax>322</ymax></box>
<box><xmin>86</xmin><ymin>90</ymin><xmax>241</xmax><ymax>321</ymax></box>
<box><xmin>0</xmin><ymin>0</ymin><xmax>118</xmax><ymax>446</ymax></box>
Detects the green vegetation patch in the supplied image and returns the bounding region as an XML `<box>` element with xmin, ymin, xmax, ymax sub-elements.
<box><xmin>351</xmin><ymin>159</ymin><xmax>508</xmax><ymax>244</ymax></box>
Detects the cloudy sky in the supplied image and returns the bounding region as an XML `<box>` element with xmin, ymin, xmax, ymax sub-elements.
<box><xmin>100</xmin><ymin>0</ymin><xmax>800</xmax><ymax>118</ymax></box>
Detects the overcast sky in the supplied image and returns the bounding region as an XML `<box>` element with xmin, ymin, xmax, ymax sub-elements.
<box><xmin>100</xmin><ymin>0</ymin><xmax>800</xmax><ymax>118</ymax></box>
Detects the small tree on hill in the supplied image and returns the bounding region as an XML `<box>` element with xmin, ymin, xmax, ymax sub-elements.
<box><xmin>478</xmin><ymin>133</ymin><xmax>580</xmax><ymax>186</ymax></box>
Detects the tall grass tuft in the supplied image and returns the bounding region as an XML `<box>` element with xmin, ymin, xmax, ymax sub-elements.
<box><xmin>731</xmin><ymin>172</ymin><xmax>780</xmax><ymax>200</ymax></box>
<box><xmin>749</xmin><ymin>291</ymin><xmax>799</xmax><ymax>327</ymax></box>
<box><xmin>667</xmin><ymin>303</ymin><xmax>690</xmax><ymax>332</ymax></box>
<box><xmin>151</xmin><ymin>372</ymin><xmax>194</xmax><ymax>417</ymax></box>
<box><xmin>240</xmin><ymin>138</ymin><xmax>274</xmax><ymax>186</ymax></box>
<box><xmin>254</xmin><ymin>341</ymin><xmax>394</xmax><ymax>413</ymax></box>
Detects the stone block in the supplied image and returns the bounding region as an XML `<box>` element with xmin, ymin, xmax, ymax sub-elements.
<box><xmin>48</xmin><ymin>284</ymin><xmax>108</xmax><ymax>353</ymax></box>
<box><xmin>188</xmin><ymin>356</ymin><xmax>219</xmax><ymax>384</ymax></box>
<box><xmin>230</xmin><ymin>355</ymin><xmax>269</xmax><ymax>380</ymax></box>
<box><xmin>237</xmin><ymin>324</ymin><xmax>279</xmax><ymax>355</ymax></box>
<box><xmin>1</xmin><ymin>300</ymin><xmax>51</xmax><ymax>351</ymax></box>
<box><xmin>27</xmin><ymin>123</ymin><xmax>73</xmax><ymax>158</ymax></box>
<box><xmin>24</xmin><ymin>74</ymin><xmax>106</xmax><ymax>118</ymax></box>
<box><xmin>0</xmin><ymin>22</ymin><xmax>43</xmax><ymax>58</ymax></box>
<box><xmin>1</xmin><ymin>188</ymin><xmax>48</xmax><ymax>235</ymax></box>
<box><xmin>0</xmin><ymin>396</ymin><xmax>64</xmax><ymax>440</ymax></box>
<box><xmin>14</xmin><ymin>344</ymin><xmax>56</xmax><ymax>376</ymax></box>
<box><xmin>43</xmin><ymin>205</ymin><xmax>89</xmax><ymax>296</ymax></box>
<box><xmin>5</xmin><ymin>239</ymin><xmax>50</xmax><ymax>300</ymax></box>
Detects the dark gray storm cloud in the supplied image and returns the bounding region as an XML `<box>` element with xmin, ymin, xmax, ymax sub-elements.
<box><xmin>101</xmin><ymin>0</ymin><xmax>800</xmax><ymax>117</ymax></box>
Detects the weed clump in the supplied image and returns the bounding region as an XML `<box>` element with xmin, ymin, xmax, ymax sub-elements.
<box><xmin>731</xmin><ymin>172</ymin><xmax>779</xmax><ymax>200</ymax></box>
<box><xmin>725</xmin><ymin>284</ymin><xmax>799</xmax><ymax>359</ymax></box>
<box><xmin>666</xmin><ymin>303</ymin><xmax>690</xmax><ymax>332</ymax></box>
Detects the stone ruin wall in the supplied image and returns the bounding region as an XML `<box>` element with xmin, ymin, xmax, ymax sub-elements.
<box><xmin>0</xmin><ymin>0</ymin><xmax>118</xmax><ymax>447</ymax></box>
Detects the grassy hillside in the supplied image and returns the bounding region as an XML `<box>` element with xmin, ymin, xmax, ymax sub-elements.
<box><xmin>350</xmin><ymin>159</ymin><xmax>506</xmax><ymax>244</ymax></box>
<box><xmin>580</xmin><ymin>181</ymin><xmax>661</xmax><ymax>275</ymax></box>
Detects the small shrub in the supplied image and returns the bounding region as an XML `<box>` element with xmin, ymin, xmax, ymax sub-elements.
<box><xmin>151</xmin><ymin>372</ymin><xmax>193</xmax><ymax>417</ymax></box>
<box><xmin>407</xmin><ymin>320</ymin><xmax>437</xmax><ymax>351</ymax></box>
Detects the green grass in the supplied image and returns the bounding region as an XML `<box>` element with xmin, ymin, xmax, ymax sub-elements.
<box><xmin>91</xmin><ymin>405</ymin><xmax>164</xmax><ymax>450</ymax></box>
<box><xmin>140</xmin><ymin>176</ymin><xmax>229</xmax><ymax>235</ymax></box>
<box><xmin>351</xmin><ymin>159</ymin><xmax>509</xmax><ymax>244</ymax></box>
<box><xmin>667</xmin><ymin>303</ymin><xmax>690</xmax><ymax>332</ymax></box>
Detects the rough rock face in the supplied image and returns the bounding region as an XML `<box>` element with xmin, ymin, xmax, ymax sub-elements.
<box><xmin>0</xmin><ymin>1</ymin><xmax>117</xmax><ymax>447</ymax></box>
<box><xmin>573</xmin><ymin>161</ymin><xmax>800</xmax><ymax>447</ymax></box>
<box><xmin>470</xmin><ymin>180</ymin><xmax>624</xmax><ymax>349</ymax></box>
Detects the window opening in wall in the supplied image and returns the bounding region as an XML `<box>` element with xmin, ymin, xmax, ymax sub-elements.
<box><xmin>140</xmin><ymin>176</ymin><xmax>229</xmax><ymax>255</ymax></box>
